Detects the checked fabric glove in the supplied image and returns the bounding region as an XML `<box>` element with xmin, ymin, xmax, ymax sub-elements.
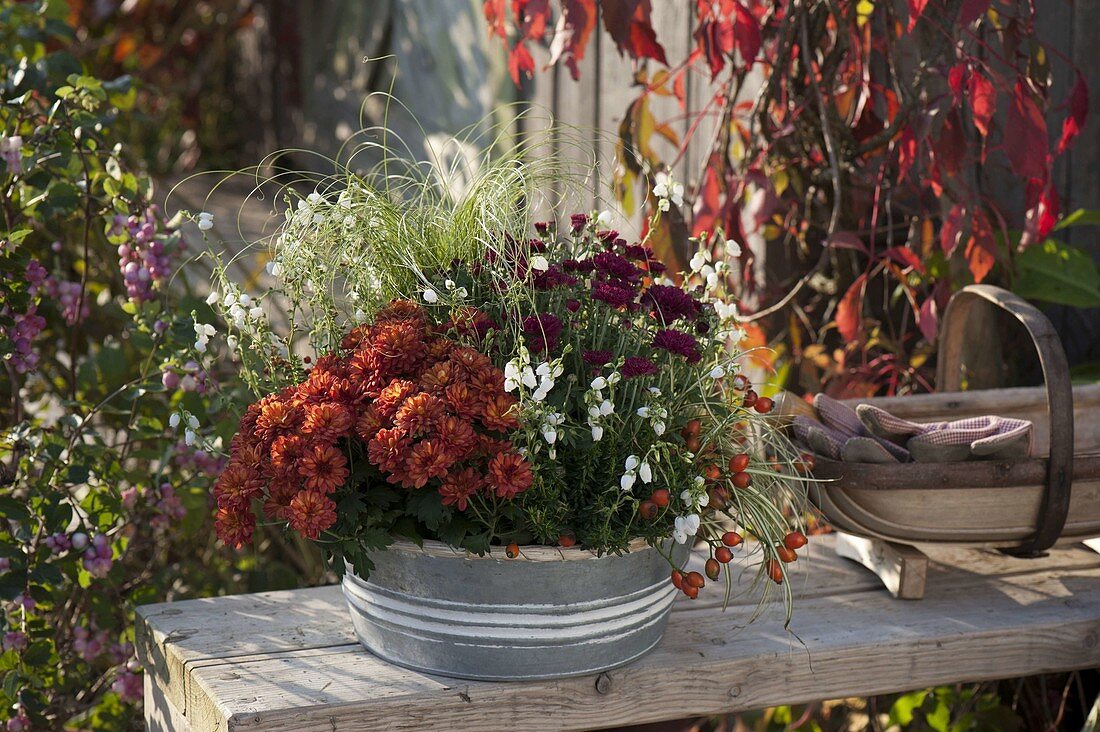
<box><xmin>792</xmin><ymin>394</ymin><xmax>1032</xmax><ymax>463</ymax></box>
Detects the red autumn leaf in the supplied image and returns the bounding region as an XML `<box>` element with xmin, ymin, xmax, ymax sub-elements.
<box><xmin>947</xmin><ymin>64</ymin><xmax>967</xmax><ymax>101</ymax></box>
<box><xmin>484</xmin><ymin>0</ymin><xmax>507</xmax><ymax>38</ymax></box>
<box><xmin>933</xmin><ymin>109</ymin><xmax>966</xmax><ymax>175</ymax></box>
<box><xmin>896</xmin><ymin>126</ymin><xmax>918</xmax><ymax>181</ymax></box>
<box><xmin>1036</xmin><ymin>183</ymin><xmax>1060</xmax><ymax>240</ymax></box>
<box><xmin>882</xmin><ymin>246</ymin><xmax>926</xmax><ymax>273</ymax></box>
<box><xmin>548</xmin><ymin>0</ymin><xmax>597</xmax><ymax>81</ymax></box>
<box><xmin>1004</xmin><ymin>81</ymin><xmax>1049</xmax><ymax>182</ymax></box>
<box><xmin>694</xmin><ymin>18</ymin><xmax>734</xmax><ymax>79</ymax></box>
<box><xmin>907</xmin><ymin>0</ymin><xmax>930</xmax><ymax>32</ymax></box>
<box><xmin>1056</xmin><ymin>69</ymin><xmax>1089</xmax><ymax>155</ymax></box>
<box><xmin>601</xmin><ymin>0</ymin><xmax>668</xmax><ymax>65</ymax></box>
<box><xmin>508</xmin><ymin>43</ymin><xmax>535</xmax><ymax>85</ymax></box>
<box><xmin>917</xmin><ymin>296</ymin><xmax>938</xmax><ymax>343</ymax></box>
<box><xmin>940</xmin><ymin>203</ymin><xmax>965</xmax><ymax>256</ymax></box>
<box><xmin>968</xmin><ymin>71</ymin><xmax>995</xmax><ymax>137</ymax></box>
<box><xmin>691</xmin><ymin>154</ymin><xmax>724</xmax><ymax>237</ymax></box>
<box><xmin>732</xmin><ymin>2</ymin><xmax>761</xmax><ymax>64</ymax></box>
<box><xmin>1022</xmin><ymin>181</ymin><xmax>1060</xmax><ymax>247</ymax></box>
<box><xmin>512</xmin><ymin>0</ymin><xmax>550</xmax><ymax>40</ymax></box>
<box><xmin>965</xmin><ymin>210</ymin><xmax>997</xmax><ymax>283</ymax></box>
<box><xmin>827</xmin><ymin>231</ymin><xmax>869</xmax><ymax>255</ymax></box>
<box><xmin>959</xmin><ymin>0</ymin><xmax>990</xmax><ymax>24</ymax></box>
<box><xmin>836</xmin><ymin>274</ymin><xmax>868</xmax><ymax>343</ymax></box>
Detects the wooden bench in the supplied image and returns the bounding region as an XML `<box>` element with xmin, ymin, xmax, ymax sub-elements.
<box><xmin>136</xmin><ymin>535</ymin><xmax>1100</xmax><ymax>731</ymax></box>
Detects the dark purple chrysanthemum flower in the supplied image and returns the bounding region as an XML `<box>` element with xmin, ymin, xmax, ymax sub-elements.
<box><xmin>534</xmin><ymin>221</ymin><xmax>552</xmax><ymax>236</ymax></box>
<box><xmin>562</xmin><ymin>258</ymin><xmax>595</xmax><ymax>273</ymax></box>
<box><xmin>653</xmin><ymin>328</ymin><xmax>701</xmax><ymax>363</ymax></box>
<box><xmin>597</xmin><ymin>229</ymin><xmax>619</xmax><ymax>246</ymax></box>
<box><xmin>570</xmin><ymin>213</ymin><xmax>589</xmax><ymax>233</ymax></box>
<box><xmin>522</xmin><ymin>313</ymin><xmax>563</xmax><ymax>353</ymax></box>
<box><xmin>592</xmin><ymin>251</ymin><xmax>641</xmax><ymax>282</ymax></box>
<box><xmin>533</xmin><ymin>266</ymin><xmax>579</xmax><ymax>290</ymax></box>
<box><xmin>644</xmin><ymin>285</ymin><xmax>698</xmax><ymax>323</ymax></box>
<box><xmin>528</xmin><ymin>238</ymin><xmax>548</xmax><ymax>252</ymax></box>
<box><xmin>565</xmin><ymin>299</ymin><xmax>581</xmax><ymax>312</ymax></box>
<box><xmin>591</xmin><ymin>281</ymin><xmax>636</xmax><ymax>309</ymax></box>
<box><xmin>582</xmin><ymin>350</ymin><xmax>613</xmax><ymax>367</ymax></box>
<box><xmin>621</xmin><ymin>356</ymin><xmax>659</xmax><ymax>379</ymax></box>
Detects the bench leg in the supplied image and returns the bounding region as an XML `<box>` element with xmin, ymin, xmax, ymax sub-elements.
<box><xmin>834</xmin><ymin>532</ymin><xmax>928</xmax><ymax>600</ymax></box>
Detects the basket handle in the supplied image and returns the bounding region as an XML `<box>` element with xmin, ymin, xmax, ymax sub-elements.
<box><xmin>936</xmin><ymin>284</ymin><xmax>1074</xmax><ymax>556</ymax></box>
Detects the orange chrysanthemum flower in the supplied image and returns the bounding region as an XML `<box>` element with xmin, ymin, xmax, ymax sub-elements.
<box><xmin>435</xmin><ymin>415</ymin><xmax>478</xmax><ymax>458</ymax></box>
<box><xmin>341</xmin><ymin>323</ymin><xmax>373</xmax><ymax>350</ymax></box>
<box><xmin>469</xmin><ymin>366</ymin><xmax>506</xmax><ymax>401</ymax></box>
<box><xmin>355</xmin><ymin>404</ymin><xmax>388</xmax><ymax>442</ymax></box>
<box><xmin>231</xmin><ymin>440</ymin><xmax>265</xmax><ymax>470</ymax></box>
<box><xmin>298</xmin><ymin>443</ymin><xmax>350</xmax><ymax>493</ymax></box>
<box><xmin>444</xmin><ymin>382</ymin><xmax>483</xmax><ymax>421</ymax></box>
<box><xmin>438</xmin><ymin>467</ymin><xmax>483</xmax><ymax>511</ymax></box>
<box><xmin>255</xmin><ymin>396</ymin><xmax>302</xmax><ymax>443</ymax></box>
<box><xmin>237</xmin><ymin>401</ymin><xmax>262</xmax><ymax>436</ymax></box>
<box><xmin>394</xmin><ymin>392</ymin><xmax>446</xmax><ymax>437</ymax></box>
<box><xmin>367</xmin><ymin>428</ymin><xmax>411</xmax><ymax>473</ymax></box>
<box><xmin>287</xmin><ymin>490</ymin><xmax>337</xmax><ymax>540</ymax></box>
<box><xmin>477</xmin><ymin>435</ymin><xmax>514</xmax><ymax>458</ymax></box>
<box><xmin>402</xmin><ymin>439</ymin><xmax>454</xmax><ymax>489</ymax></box>
<box><xmin>215</xmin><ymin>505</ymin><xmax>255</xmax><ymax>547</ymax></box>
<box><xmin>487</xmin><ymin>451</ymin><xmax>533</xmax><ymax>499</ymax></box>
<box><xmin>263</xmin><ymin>475</ymin><xmax>301</xmax><ymax>519</ymax></box>
<box><xmin>418</xmin><ymin>361</ymin><xmax>456</xmax><ymax>393</ymax></box>
<box><xmin>375</xmin><ymin>379</ymin><xmax>419</xmax><ymax>418</ymax></box>
<box><xmin>347</xmin><ymin>348</ymin><xmax>390</xmax><ymax>399</ymax></box>
<box><xmin>426</xmin><ymin>338</ymin><xmax>453</xmax><ymax>361</ymax></box>
<box><xmin>370</xmin><ymin>320</ymin><xmax>427</xmax><ymax>368</ymax></box>
<box><xmin>375</xmin><ymin>298</ymin><xmax>428</xmax><ymax>324</ymax></box>
<box><xmin>303</xmin><ymin>402</ymin><xmax>355</xmax><ymax>440</ymax></box>
<box><xmin>270</xmin><ymin>434</ymin><xmax>307</xmax><ymax>472</ymax></box>
<box><xmin>450</xmin><ymin>346</ymin><xmax>492</xmax><ymax>375</ymax></box>
<box><xmin>480</xmin><ymin>393</ymin><xmax>521</xmax><ymax>432</ymax></box>
<box><xmin>214</xmin><ymin>462</ymin><xmax>264</xmax><ymax>509</ymax></box>
<box><xmin>299</xmin><ymin>370</ymin><xmax>354</xmax><ymax>405</ymax></box>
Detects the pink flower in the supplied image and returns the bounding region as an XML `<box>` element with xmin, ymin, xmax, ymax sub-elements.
<box><xmin>2</xmin><ymin>632</ymin><xmax>27</xmax><ymax>652</ymax></box>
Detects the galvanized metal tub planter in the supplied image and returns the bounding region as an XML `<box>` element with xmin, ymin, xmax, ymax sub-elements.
<box><xmin>342</xmin><ymin>539</ymin><xmax>689</xmax><ymax>680</ymax></box>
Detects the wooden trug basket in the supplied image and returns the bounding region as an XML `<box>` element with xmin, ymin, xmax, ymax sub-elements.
<box><xmin>810</xmin><ymin>285</ymin><xmax>1100</xmax><ymax>556</ymax></box>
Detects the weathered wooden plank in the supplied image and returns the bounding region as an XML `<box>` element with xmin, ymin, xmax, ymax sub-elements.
<box><xmin>144</xmin><ymin>673</ymin><xmax>192</xmax><ymax>732</ymax></box>
<box><xmin>184</xmin><ymin>556</ymin><xmax>1100</xmax><ymax>731</ymax></box>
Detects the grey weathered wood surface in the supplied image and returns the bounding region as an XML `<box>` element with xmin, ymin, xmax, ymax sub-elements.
<box><xmin>138</xmin><ymin>534</ymin><xmax>1100</xmax><ymax>731</ymax></box>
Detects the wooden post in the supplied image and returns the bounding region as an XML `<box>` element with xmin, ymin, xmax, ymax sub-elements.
<box><xmin>834</xmin><ymin>531</ymin><xmax>928</xmax><ymax>600</ymax></box>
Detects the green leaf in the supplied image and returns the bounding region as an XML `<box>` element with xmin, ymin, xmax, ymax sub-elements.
<box><xmin>1014</xmin><ymin>238</ymin><xmax>1100</xmax><ymax>308</ymax></box>
<box><xmin>404</xmin><ymin>489</ymin><xmax>449</xmax><ymax>531</ymax></box>
<box><xmin>1054</xmin><ymin>208</ymin><xmax>1100</xmax><ymax>230</ymax></box>
<box><xmin>22</xmin><ymin>640</ymin><xmax>51</xmax><ymax>666</ymax></box>
<box><xmin>6</xmin><ymin>229</ymin><xmax>31</xmax><ymax>245</ymax></box>
<box><xmin>66</xmin><ymin>464</ymin><xmax>90</xmax><ymax>484</ymax></box>
<box><xmin>888</xmin><ymin>689</ymin><xmax>930</xmax><ymax>726</ymax></box>
<box><xmin>0</xmin><ymin>497</ymin><xmax>30</xmax><ymax>522</ymax></box>
<box><xmin>925</xmin><ymin>697</ymin><xmax>952</xmax><ymax>732</ymax></box>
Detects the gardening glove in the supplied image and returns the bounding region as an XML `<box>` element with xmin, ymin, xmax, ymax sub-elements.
<box><xmin>857</xmin><ymin>405</ymin><xmax>1032</xmax><ymax>463</ymax></box>
<box><xmin>790</xmin><ymin>395</ymin><xmax>909</xmax><ymax>463</ymax></box>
